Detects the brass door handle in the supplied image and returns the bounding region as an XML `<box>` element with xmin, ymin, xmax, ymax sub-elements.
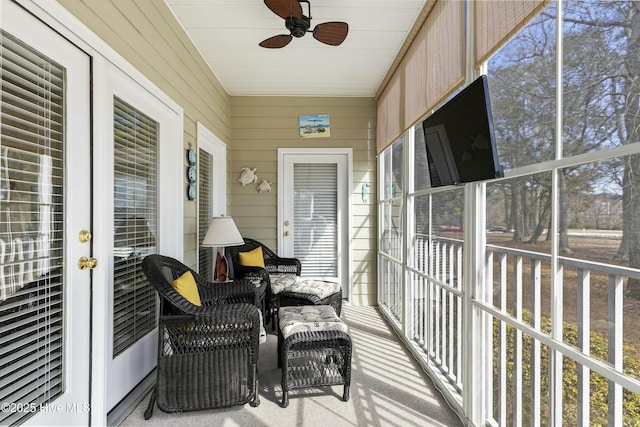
<box><xmin>78</xmin><ymin>256</ymin><xmax>98</xmax><ymax>270</ymax></box>
<box><xmin>78</xmin><ymin>230</ymin><xmax>92</xmax><ymax>243</ymax></box>
<box><xmin>284</xmin><ymin>231</ymin><xmax>290</xmax><ymax>236</ymax></box>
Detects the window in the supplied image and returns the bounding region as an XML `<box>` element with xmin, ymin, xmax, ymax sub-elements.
<box><xmin>198</xmin><ymin>149</ymin><xmax>213</xmax><ymax>280</ymax></box>
<box><xmin>112</xmin><ymin>97</ymin><xmax>158</xmax><ymax>357</ymax></box>
<box><xmin>0</xmin><ymin>30</ymin><xmax>65</xmax><ymax>426</ymax></box>
<box><xmin>377</xmin><ymin>1</ymin><xmax>640</xmax><ymax>425</ymax></box>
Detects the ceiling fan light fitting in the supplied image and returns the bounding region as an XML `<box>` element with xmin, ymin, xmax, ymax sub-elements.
<box><xmin>285</xmin><ymin>16</ymin><xmax>310</xmax><ymax>38</ymax></box>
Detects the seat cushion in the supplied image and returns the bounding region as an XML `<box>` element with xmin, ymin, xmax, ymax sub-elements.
<box><xmin>279</xmin><ymin>305</ymin><xmax>348</xmax><ymax>339</ymax></box>
<box><xmin>172</xmin><ymin>271</ymin><xmax>201</xmax><ymax>306</ymax></box>
<box><xmin>283</xmin><ymin>279</ymin><xmax>340</xmax><ymax>300</ymax></box>
<box><xmin>269</xmin><ymin>273</ymin><xmax>299</xmax><ymax>294</ymax></box>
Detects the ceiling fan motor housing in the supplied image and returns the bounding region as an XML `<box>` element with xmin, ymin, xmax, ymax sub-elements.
<box><xmin>285</xmin><ymin>16</ymin><xmax>310</xmax><ymax>38</ymax></box>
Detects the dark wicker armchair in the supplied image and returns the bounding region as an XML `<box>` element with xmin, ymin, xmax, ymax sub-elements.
<box><xmin>227</xmin><ymin>238</ymin><xmax>301</xmax><ymax>326</ymax></box>
<box><xmin>227</xmin><ymin>238</ymin><xmax>344</xmax><ymax>325</ymax></box>
<box><xmin>227</xmin><ymin>238</ymin><xmax>301</xmax><ymax>279</ymax></box>
<box><xmin>141</xmin><ymin>254</ymin><xmax>261</xmax><ymax>419</ymax></box>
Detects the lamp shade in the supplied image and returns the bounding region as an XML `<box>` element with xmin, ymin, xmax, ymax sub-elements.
<box><xmin>201</xmin><ymin>216</ymin><xmax>244</xmax><ymax>247</ymax></box>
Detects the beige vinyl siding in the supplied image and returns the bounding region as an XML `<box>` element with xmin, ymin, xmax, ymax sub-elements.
<box><xmin>57</xmin><ymin>2</ymin><xmax>378</xmax><ymax>303</ymax></box>
<box><xmin>231</xmin><ymin>97</ymin><xmax>377</xmax><ymax>305</ymax></box>
<box><xmin>58</xmin><ymin>0</ymin><xmax>231</xmax><ymax>267</ymax></box>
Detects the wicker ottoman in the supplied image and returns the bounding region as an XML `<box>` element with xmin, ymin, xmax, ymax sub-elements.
<box><xmin>274</xmin><ymin>278</ymin><xmax>342</xmax><ymax>328</ymax></box>
<box><xmin>277</xmin><ymin>305</ymin><xmax>352</xmax><ymax>408</ymax></box>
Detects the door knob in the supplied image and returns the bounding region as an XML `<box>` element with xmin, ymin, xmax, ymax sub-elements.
<box><xmin>284</xmin><ymin>231</ymin><xmax>290</xmax><ymax>236</ymax></box>
<box><xmin>78</xmin><ymin>256</ymin><xmax>98</xmax><ymax>270</ymax></box>
<box><xmin>78</xmin><ymin>230</ymin><xmax>92</xmax><ymax>243</ymax></box>
<box><xmin>284</xmin><ymin>221</ymin><xmax>290</xmax><ymax>226</ymax></box>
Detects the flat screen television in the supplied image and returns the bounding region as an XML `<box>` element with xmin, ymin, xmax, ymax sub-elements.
<box><xmin>422</xmin><ymin>75</ymin><xmax>503</xmax><ymax>187</ymax></box>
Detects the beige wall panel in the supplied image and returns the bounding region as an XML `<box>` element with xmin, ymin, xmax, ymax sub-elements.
<box><xmin>233</xmin><ymin>128</ymin><xmax>374</xmax><ymax>141</ymax></box>
<box><xmin>58</xmin><ymin>0</ymin><xmax>233</xmax><ymax>269</ymax></box>
<box><xmin>231</xmin><ymin>96</ymin><xmax>377</xmax><ymax>304</ymax></box>
<box><xmin>353</xmin><ymin>226</ymin><xmax>377</xmax><ymax>241</ymax></box>
<box><xmin>58</xmin><ymin>2</ymin><xmax>378</xmax><ymax>303</ymax></box>
<box><xmin>61</xmin><ymin>1</ymin><xmax>230</xmax><ymax>135</ymax></box>
<box><xmin>352</xmin><ymin>294</ymin><xmax>377</xmax><ymax>306</ymax></box>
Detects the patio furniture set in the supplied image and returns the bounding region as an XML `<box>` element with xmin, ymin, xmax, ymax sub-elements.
<box><xmin>140</xmin><ymin>239</ymin><xmax>351</xmax><ymax>418</ymax></box>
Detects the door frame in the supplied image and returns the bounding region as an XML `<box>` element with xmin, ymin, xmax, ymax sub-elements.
<box><xmin>16</xmin><ymin>1</ymin><xmax>184</xmax><ymax>424</ymax></box>
<box><xmin>197</xmin><ymin>122</ymin><xmax>227</xmax><ymax>217</ymax></box>
<box><xmin>1</xmin><ymin>1</ymin><xmax>92</xmax><ymax>424</ymax></box>
<box><xmin>277</xmin><ymin>148</ymin><xmax>353</xmax><ymax>301</ymax></box>
<box><xmin>97</xmin><ymin>61</ymin><xmax>184</xmax><ymax>411</ymax></box>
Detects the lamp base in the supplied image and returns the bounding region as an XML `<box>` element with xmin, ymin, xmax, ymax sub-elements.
<box><xmin>215</xmin><ymin>252</ymin><xmax>228</xmax><ymax>282</ymax></box>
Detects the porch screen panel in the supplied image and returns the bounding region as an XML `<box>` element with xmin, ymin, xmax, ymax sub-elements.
<box><xmin>404</xmin><ymin>0</ymin><xmax>464</xmax><ymax>131</ymax></box>
<box><xmin>0</xmin><ymin>30</ymin><xmax>65</xmax><ymax>425</ymax></box>
<box><xmin>112</xmin><ymin>97</ymin><xmax>158</xmax><ymax>357</ymax></box>
<box><xmin>377</xmin><ymin>0</ymin><xmax>465</xmax><ymax>154</ymax></box>
<box><xmin>475</xmin><ymin>0</ymin><xmax>548</xmax><ymax>66</ymax></box>
<box><xmin>198</xmin><ymin>149</ymin><xmax>213</xmax><ymax>280</ymax></box>
<box><xmin>293</xmin><ymin>163</ymin><xmax>338</xmax><ymax>277</ymax></box>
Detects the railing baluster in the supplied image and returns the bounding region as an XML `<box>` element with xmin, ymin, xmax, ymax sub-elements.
<box><xmin>607</xmin><ymin>274</ymin><xmax>623</xmax><ymax>426</ymax></box>
<box><xmin>530</xmin><ymin>259</ymin><xmax>541</xmax><ymax>427</ymax></box>
<box><xmin>577</xmin><ymin>268</ymin><xmax>590</xmax><ymax>426</ymax></box>
<box><xmin>499</xmin><ymin>252</ymin><xmax>507</xmax><ymax>426</ymax></box>
<box><xmin>514</xmin><ymin>255</ymin><xmax>523</xmax><ymax>427</ymax></box>
<box><xmin>485</xmin><ymin>252</ymin><xmax>494</xmax><ymax>417</ymax></box>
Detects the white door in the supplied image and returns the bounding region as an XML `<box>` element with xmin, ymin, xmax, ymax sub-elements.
<box><xmin>0</xmin><ymin>1</ymin><xmax>92</xmax><ymax>425</ymax></box>
<box><xmin>96</xmin><ymin>63</ymin><xmax>183</xmax><ymax>411</ymax></box>
<box><xmin>278</xmin><ymin>149</ymin><xmax>351</xmax><ymax>298</ymax></box>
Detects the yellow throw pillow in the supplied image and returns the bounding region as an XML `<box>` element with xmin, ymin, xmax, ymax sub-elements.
<box><xmin>239</xmin><ymin>246</ymin><xmax>265</xmax><ymax>268</ymax></box>
<box><xmin>172</xmin><ymin>271</ymin><xmax>201</xmax><ymax>306</ymax></box>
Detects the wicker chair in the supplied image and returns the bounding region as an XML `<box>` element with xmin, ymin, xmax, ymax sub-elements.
<box><xmin>227</xmin><ymin>238</ymin><xmax>301</xmax><ymax>327</ymax></box>
<box><xmin>141</xmin><ymin>254</ymin><xmax>261</xmax><ymax>419</ymax></box>
<box><xmin>227</xmin><ymin>238</ymin><xmax>343</xmax><ymax>326</ymax></box>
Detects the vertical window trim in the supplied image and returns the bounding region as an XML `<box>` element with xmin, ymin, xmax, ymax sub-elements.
<box><xmin>196</xmin><ymin>123</ymin><xmax>227</xmax><ymax>275</ymax></box>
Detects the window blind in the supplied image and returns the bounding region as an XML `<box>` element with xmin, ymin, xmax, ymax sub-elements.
<box><xmin>293</xmin><ymin>163</ymin><xmax>338</xmax><ymax>277</ymax></box>
<box><xmin>198</xmin><ymin>149</ymin><xmax>213</xmax><ymax>280</ymax></box>
<box><xmin>112</xmin><ymin>97</ymin><xmax>158</xmax><ymax>357</ymax></box>
<box><xmin>0</xmin><ymin>30</ymin><xmax>65</xmax><ymax>426</ymax></box>
<box><xmin>475</xmin><ymin>0</ymin><xmax>548</xmax><ymax>67</ymax></box>
<box><xmin>377</xmin><ymin>0</ymin><xmax>465</xmax><ymax>153</ymax></box>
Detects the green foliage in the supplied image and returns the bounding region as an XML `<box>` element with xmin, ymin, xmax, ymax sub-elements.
<box><xmin>493</xmin><ymin>311</ymin><xmax>640</xmax><ymax>426</ymax></box>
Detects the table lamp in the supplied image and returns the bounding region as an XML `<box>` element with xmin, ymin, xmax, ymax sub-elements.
<box><xmin>202</xmin><ymin>216</ymin><xmax>244</xmax><ymax>282</ymax></box>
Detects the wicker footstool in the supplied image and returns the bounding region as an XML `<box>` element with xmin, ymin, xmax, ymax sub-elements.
<box><xmin>274</xmin><ymin>278</ymin><xmax>342</xmax><ymax>329</ymax></box>
<box><xmin>277</xmin><ymin>305</ymin><xmax>352</xmax><ymax>408</ymax></box>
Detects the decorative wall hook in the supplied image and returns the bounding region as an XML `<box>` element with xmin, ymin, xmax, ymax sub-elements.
<box><xmin>362</xmin><ymin>183</ymin><xmax>371</xmax><ymax>203</ymax></box>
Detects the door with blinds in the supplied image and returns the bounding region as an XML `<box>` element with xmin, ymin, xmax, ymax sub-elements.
<box><xmin>0</xmin><ymin>1</ymin><xmax>92</xmax><ymax>425</ymax></box>
<box><xmin>279</xmin><ymin>149</ymin><xmax>351</xmax><ymax>295</ymax></box>
<box><xmin>105</xmin><ymin>70</ymin><xmax>174</xmax><ymax>409</ymax></box>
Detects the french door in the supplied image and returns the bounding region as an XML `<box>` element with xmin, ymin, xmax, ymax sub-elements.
<box><xmin>101</xmin><ymin>68</ymin><xmax>177</xmax><ymax>410</ymax></box>
<box><xmin>278</xmin><ymin>149</ymin><xmax>352</xmax><ymax>299</ymax></box>
<box><xmin>0</xmin><ymin>1</ymin><xmax>92</xmax><ymax>425</ymax></box>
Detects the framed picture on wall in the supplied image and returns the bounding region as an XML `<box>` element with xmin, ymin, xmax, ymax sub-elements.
<box><xmin>299</xmin><ymin>114</ymin><xmax>330</xmax><ymax>138</ymax></box>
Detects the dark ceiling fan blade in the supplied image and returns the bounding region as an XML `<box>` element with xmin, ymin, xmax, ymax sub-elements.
<box><xmin>264</xmin><ymin>0</ymin><xmax>303</xmax><ymax>20</ymax></box>
<box><xmin>259</xmin><ymin>34</ymin><xmax>293</xmax><ymax>49</ymax></box>
<box><xmin>312</xmin><ymin>22</ymin><xmax>349</xmax><ymax>46</ymax></box>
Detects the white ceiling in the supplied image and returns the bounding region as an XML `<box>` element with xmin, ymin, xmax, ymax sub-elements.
<box><xmin>165</xmin><ymin>0</ymin><xmax>427</xmax><ymax>97</ymax></box>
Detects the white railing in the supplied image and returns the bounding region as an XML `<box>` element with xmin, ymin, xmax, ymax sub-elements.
<box><xmin>379</xmin><ymin>233</ymin><xmax>640</xmax><ymax>425</ymax></box>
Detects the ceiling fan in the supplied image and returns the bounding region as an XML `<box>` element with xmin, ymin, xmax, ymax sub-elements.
<box><xmin>259</xmin><ymin>0</ymin><xmax>349</xmax><ymax>49</ymax></box>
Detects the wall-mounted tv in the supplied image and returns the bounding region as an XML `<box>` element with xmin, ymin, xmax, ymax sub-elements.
<box><xmin>422</xmin><ymin>75</ymin><xmax>503</xmax><ymax>187</ymax></box>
